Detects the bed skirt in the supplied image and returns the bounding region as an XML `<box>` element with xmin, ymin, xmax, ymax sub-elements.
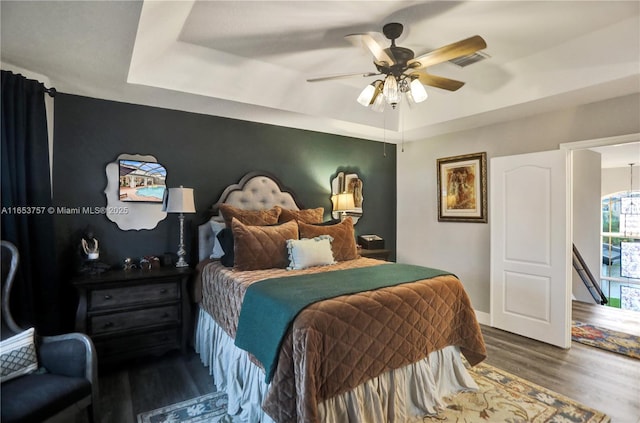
<box><xmin>195</xmin><ymin>306</ymin><xmax>478</xmax><ymax>423</ymax></box>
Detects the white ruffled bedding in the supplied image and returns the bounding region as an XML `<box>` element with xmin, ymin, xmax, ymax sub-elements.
<box><xmin>195</xmin><ymin>307</ymin><xmax>478</xmax><ymax>423</ymax></box>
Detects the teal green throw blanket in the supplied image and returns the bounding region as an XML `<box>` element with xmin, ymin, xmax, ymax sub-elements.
<box><xmin>234</xmin><ymin>263</ymin><xmax>452</xmax><ymax>383</ymax></box>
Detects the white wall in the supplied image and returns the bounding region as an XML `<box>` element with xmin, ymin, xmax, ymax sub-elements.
<box><xmin>397</xmin><ymin>93</ymin><xmax>640</xmax><ymax>313</ymax></box>
<box><xmin>572</xmin><ymin>149</ymin><xmax>602</xmax><ymax>303</ymax></box>
<box><xmin>602</xmin><ymin>166</ymin><xmax>640</xmax><ymax>197</ymax></box>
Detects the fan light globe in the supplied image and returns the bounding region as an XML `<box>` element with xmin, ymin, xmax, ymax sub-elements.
<box><xmin>410</xmin><ymin>79</ymin><xmax>428</xmax><ymax>103</ymax></box>
<box><xmin>383</xmin><ymin>75</ymin><xmax>400</xmax><ymax>107</ymax></box>
<box><xmin>357</xmin><ymin>84</ymin><xmax>376</xmax><ymax>106</ymax></box>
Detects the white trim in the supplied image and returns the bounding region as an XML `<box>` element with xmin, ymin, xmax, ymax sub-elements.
<box><xmin>474</xmin><ymin>310</ymin><xmax>490</xmax><ymax>326</ymax></box>
<box><xmin>559</xmin><ymin>133</ymin><xmax>640</xmax><ymax>151</ymax></box>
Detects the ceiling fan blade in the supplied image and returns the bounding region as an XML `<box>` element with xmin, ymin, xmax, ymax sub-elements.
<box><xmin>408</xmin><ymin>35</ymin><xmax>486</xmax><ymax>70</ymax></box>
<box><xmin>307</xmin><ymin>72</ymin><xmax>381</xmax><ymax>83</ymax></box>
<box><xmin>345</xmin><ymin>33</ymin><xmax>395</xmax><ymax>65</ymax></box>
<box><xmin>411</xmin><ymin>71</ymin><xmax>465</xmax><ymax>91</ymax></box>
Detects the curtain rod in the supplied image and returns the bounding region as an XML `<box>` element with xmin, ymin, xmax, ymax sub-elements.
<box><xmin>43</xmin><ymin>85</ymin><xmax>57</xmax><ymax>97</ymax></box>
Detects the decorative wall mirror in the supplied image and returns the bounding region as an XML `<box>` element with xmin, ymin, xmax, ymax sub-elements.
<box><xmin>331</xmin><ymin>172</ymin><xmax>363</xmax><ymax>224</ymax></box>
<box><xmin>104</xmin><ymin>153</ymin><xmax>168</xmax><ymax>230</ymax></box>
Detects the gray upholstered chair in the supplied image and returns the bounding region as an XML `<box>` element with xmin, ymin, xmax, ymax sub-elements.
<box><xmin>1</xmin><ymin>240</ymin><xmax>99</xmax><ymax>423</ymax></box>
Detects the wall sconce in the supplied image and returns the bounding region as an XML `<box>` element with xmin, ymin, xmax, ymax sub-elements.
<box><xmin>331</xmin><ymin>192</ymin><xmax>355</xmax><ymax>221</ymax></box>
<box><xmin>164</xmin><ymin>186</ymin><xmax>196</xmax><ymax>268</ymax></box>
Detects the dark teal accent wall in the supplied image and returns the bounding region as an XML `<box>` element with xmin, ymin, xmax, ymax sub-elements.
<box><xmin>53</xmin><ymin>94</ymin><xmax>396</xmax><ymax>275</ymax></box>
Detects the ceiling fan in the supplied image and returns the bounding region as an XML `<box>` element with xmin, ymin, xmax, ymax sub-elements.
<box><xmin>307</xmin><ymin>23</ymin><xmax>487</xmax><ymax>111</ymax></box>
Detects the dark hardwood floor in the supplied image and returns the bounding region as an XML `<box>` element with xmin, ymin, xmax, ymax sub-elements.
<box><xmin>92</xmin><ymin>301</ymin><xmax>639</xmax><ymax>423</ymax></box>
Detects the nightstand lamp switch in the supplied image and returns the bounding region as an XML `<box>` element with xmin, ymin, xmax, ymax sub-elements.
<box><xmin>164</xmin><ymin>186</ymin><xmax>196</xmax><ymax>268</ymax></box>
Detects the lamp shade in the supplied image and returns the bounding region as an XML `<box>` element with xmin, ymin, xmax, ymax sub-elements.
<box><xmin>410</xmin><ymin>78</ymin><xmax>428</xmax><ymax>103</ymax></box>
<box><xmin>165</xmin><ymin>187</ymin><xmax>196</xmax><ymax>213</ymax></box>
<box><xmin>332</xmin><ymin>192</ymin><xmax>355</xmax><ymax>212</ymax></box>
<box><xmin>357</xmin><ymin>84</ymin><xmax>376</xmax><ymax>106</ymax></box>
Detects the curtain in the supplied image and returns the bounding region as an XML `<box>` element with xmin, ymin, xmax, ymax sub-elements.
<box><xmin>1</xmin><ymin>70</ymin><xmax>60</xmax><ymax>334</ymax></box>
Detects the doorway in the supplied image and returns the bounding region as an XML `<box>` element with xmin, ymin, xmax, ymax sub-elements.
<box><xmin>562</xmin><ymin>134</ymin><xmax>640</xmax><ymax>318</ymax></box>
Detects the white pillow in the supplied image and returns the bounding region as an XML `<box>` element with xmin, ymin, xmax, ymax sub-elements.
<box><xmin>0</xmin><ymin>327</ymin><xmax>38</xmax><ymax>383</ymax></box>
<box><xmin>209</xmin><ymin>219</ymin><xmax>226</xmax><ymax>259</ymax></box>
<box><xmin>287</xmin><ymin>235</ymin><xmax>336</xmax><ymax>270</ymax></box>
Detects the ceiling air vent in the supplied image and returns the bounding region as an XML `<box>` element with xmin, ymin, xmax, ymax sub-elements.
<box><xmin>449</xmin><ymin>51</ymin><xmax>490</xmax><ymax>67</ymax></box>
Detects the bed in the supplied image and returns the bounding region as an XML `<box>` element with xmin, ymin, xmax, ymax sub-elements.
<box><xmin>194</xmin><ymin>171</ymin><xmax>486</xmax><ymax>423</ymax></box>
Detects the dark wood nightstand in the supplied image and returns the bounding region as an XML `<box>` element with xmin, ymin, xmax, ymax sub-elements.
<box><xmin>358</xmin><ymin>248</ymin><xmax>392</xmax><ymax>261</ymax></box>
<box><xmin>72</xmin><ymin>267</ymin><xmax>192</xmax><ymax>366</ymax></box>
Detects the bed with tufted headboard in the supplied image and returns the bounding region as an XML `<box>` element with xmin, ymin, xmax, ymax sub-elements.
<box><xmin>194</xmin><ymin>171</ymin><xmax>486</xmax><ymax>423</ymax></box>
<box><xmin>198</xmin><ymin>171</ymin><xmax>302</xmax><ymax>263</ymax></box>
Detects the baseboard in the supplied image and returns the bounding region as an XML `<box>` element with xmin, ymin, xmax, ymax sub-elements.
<box><xmin>474</xmin><ymin>310</ymin><xmax>490</xmax><ymax>326</ymax></box>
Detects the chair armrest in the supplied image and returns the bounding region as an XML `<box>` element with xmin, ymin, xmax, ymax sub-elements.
<box><xmin>39</xmin><ymin>333</ymin><xmax>97</xmax><ymax>382</ymax></box>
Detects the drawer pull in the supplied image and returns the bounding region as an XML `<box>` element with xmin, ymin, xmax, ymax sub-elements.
<box><xmin>159</xmin><ymin>289</ymin><xmax>167</xmax><ymax>294</ymax></box>
<box><xmin>161</xmin><ymin>312</ymin><xmax>169</xmax><ymax>318</ymax></box>
<box><xmin>103</xmin><ymin>322</ymin><xmax>114</xmax><ymax>329</ymax></box>
<box><xmin>104</xmin><ymin>295</ymin><xmax>112</xmax><ymax>300</ymax></box>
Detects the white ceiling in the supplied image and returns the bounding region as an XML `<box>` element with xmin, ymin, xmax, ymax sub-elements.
<box><xmin>1</xmin><ymin>1</ymin><xmax>639</xmax><ymax>157</ymax></box>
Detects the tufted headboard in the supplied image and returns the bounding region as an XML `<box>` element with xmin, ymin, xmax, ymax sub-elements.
<box><xmin>198</xmin><ymin>171</ymin><xmax>303</xmax><ymax>261</ymax></box>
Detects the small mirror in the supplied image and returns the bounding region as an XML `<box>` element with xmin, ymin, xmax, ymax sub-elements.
<box><xmin>104</xmin><ymin>154</ymin><xmax>167</xmax><ymax>230</ymax></box>
<box><xmin>331</xmin><ymin>172</ymin><xmax>363</xmax><ymax>224</ymax></box>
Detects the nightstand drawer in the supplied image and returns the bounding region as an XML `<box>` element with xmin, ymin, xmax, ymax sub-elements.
<box><xmin>94</xmin><ymin>328</ymin><xmax>180</xmax><ymax>362</ymax></box>
<box><xmin>90</xmin><ymin>281</ymin><xmax>179</xmax><ymax>309</ymax></box>
<box><xmin>91</xmin><ymin>304</ymin><xmax>179</xmax><ymax>334</ymax></box>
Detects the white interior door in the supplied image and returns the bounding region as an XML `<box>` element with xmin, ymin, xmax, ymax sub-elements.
<box><xmin>490</xmin><ymin>149</ymin><xmax>572</xmax><ymax>348</ymax></box>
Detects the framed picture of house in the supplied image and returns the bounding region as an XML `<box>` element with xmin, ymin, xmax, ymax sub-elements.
<box><xmin>437</xmin><ymin>152</ymin><xmax>487</xmax><ymax>223</ymax></box>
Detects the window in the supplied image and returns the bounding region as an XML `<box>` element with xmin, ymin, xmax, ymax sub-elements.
<box><xmin>601</xmin><ymin>191</ymin><xmax>640</xmax><ymax>310</ymax></box>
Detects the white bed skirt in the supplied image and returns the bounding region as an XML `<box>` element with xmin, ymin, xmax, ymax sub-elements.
<box><xmin>195</xmin><ymin>306</ymin><xmax>478</xmax><ymax>423</ymax></box>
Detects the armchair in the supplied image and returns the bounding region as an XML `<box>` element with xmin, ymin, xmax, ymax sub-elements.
<box><xmin>1</xmin><ymin>240</ymin><xmax>99</xmax><ymax>423</ymax></box>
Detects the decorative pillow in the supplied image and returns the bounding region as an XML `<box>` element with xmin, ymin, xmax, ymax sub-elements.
<box><xmin>217</xmin><ymin>227</ymin><xmax>234</xmax><ymax>267</ymax></box>
<box><xmin>231</xmin><ymin>218</ymin><xmax>299</xmax><ymax>271</ymax></box>
<box><xmin>277</xmin><ymin>207</ymin><xmax>324</xmax><ymax>224</ymax></box>
<box><xmin>0</xmin><ymin>328</ymin><xmax>38</xmax><ymax>383</ymax></box>
<box><xmin>298</xmin><ymin>217</ymin><xmax>358</xmax><ymax>261</ymax></box>
<box><xmin>287</xmin><ymin>235</ymin><xmax>336</xmax><ymax>270</ymax></box>
<box><xmin>209</xmin><ymin>219</ymin><xmax>226</xmax><ymax>259</ymax></box>
<box><xmin>219</xmin><ymin>204</ymin><xmax>281</xmax><ymax>227</ymax></box>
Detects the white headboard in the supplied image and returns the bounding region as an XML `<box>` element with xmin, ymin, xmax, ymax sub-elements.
<box><xmin>198</xmin><ymin>171</ymin><xmax>303</xmax><ymax>261</ymax></box>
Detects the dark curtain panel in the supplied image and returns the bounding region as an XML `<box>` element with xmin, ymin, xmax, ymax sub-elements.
<box><xmin>1</xmin><ymin>70</ymin><xmax>60</xmax><ymax>334</ymax></box>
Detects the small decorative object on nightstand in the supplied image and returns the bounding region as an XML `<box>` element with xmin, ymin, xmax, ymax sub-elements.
<box><xmin>72</xmin><ymin>266</ymin><xmax>192</xmax><ymax>366</ymax></box>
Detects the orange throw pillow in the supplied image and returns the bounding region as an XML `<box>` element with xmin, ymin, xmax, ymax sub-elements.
<box><xmin>298</xmin><ymin>217</ymin><xmax>358</xmax><ymax>261</ymax></box>
<box><xmin>219</xmin><ymin>203</ymin><xmax>281</xmax><ymax>227</ymax></box>
<box><xmin>231</xmin><ymin>218</ymin><xmax>299</xmax><ymax>270</ymax></box>
<box><xmin>277</xmin><ymin>207</ymin><xmax>324</xmax><ymax>224</ymax></box>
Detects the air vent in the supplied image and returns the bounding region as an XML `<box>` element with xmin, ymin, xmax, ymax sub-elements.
<box><xmin>449</xmin><ymin>51</ymin><xmax>490</xmax><ymax>67</ymax></box>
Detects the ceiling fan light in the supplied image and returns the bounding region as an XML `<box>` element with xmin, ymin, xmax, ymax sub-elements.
<box><xmin>410</xmin><ymin>78</ymin><xmax>428</xmax><ymax>103</ymax></box>
<box><xmin>371</xmin><ymin>92</ymin><xmax>385</xmax><ymax>112</ymax></box>
<box><xmin>383</xmin><ymin>75</ymin><xmax>400</xmax><ymax>106</ymax></box>
<box><xmin>357</xmin><ymin>83</ymin><xmax>377</xmax><ymax>107</ymax></box>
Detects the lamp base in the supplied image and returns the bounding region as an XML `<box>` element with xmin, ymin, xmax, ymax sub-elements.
<box><xmin>175</xmin><ymin>258</ymin><xmax>189</xmax><ymax>268</ymax></box>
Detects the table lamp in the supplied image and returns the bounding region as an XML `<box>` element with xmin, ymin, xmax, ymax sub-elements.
<box><xmin>332</xmin><ymin>192</ymin><xmax>355</xmax><ymax>221</ymax></box>
<box><xmin>165</xmin><ymin>186</ymin><xmax>196</xmax><ymax>268</ymax></box>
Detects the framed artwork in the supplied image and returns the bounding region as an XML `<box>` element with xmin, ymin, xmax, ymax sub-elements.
<box><xmin>437</xmin><ymin>152</ymin><xmax>487</xmax><ymax>223</ymax></box>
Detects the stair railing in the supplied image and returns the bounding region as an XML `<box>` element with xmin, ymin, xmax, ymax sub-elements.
<box><xmin>572</xmin><ymin>244</ymin><xmax>608</xmax><ymax>305</ymax></box>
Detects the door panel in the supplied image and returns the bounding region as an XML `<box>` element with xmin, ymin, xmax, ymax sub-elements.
<box><xmin>490</xmin><ymin>150</ymin><xmax>571</xmax><ymax>348</ymax></box>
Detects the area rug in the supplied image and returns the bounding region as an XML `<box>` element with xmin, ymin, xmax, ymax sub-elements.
<box><xmin>427</xmin><ymin>362</ymin><xmax>610</xmax><ymax>422</ymax></box>
<box><xmin>138</xmin><ymin>363</ymin><xmax>609</xmax><ymax>423</ymax></box>
<box><xmin>572</xmin><ymin>320</ymin><xmax>640</xmax><ymax>359</ymax></box>
<box><xmin>136</xmin><ymin>391</ymin><xmax>234</xmax><ymax>423</ymax></box>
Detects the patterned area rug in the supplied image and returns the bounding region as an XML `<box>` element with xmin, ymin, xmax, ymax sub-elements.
<box><xmin>138</xmin><ymin>364</ymin><xmax>609</xmax><ymax>423</ymax></box>
<box><xmin>428</xmin><ymin>362</ymin><xmax>610</xmax><ymax>423</ymax></box>
<box><xmin>572</xmin><ymin>320</ymin><xmax>640</xmax><ymax>359</ymax></box>
<box><xmin>136</xmin><ymin>391</ymin><xmax>234</xmax><ymax>423</ymax></box>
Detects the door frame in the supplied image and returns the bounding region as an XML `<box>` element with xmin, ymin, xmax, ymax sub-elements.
<box><xmin>559</xmin><ymin>133</ymin><xmax>639</xmax><ymax>152</ymax></box>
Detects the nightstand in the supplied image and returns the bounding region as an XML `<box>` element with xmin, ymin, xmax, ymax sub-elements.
<box><xmin>358</xmin><ymin>248</ymin><xmax>392</xmax><ymax>261</ymax></box>
<box><xmin>72</xmin><ymin>267</ymin><xmax>192</xmax><ymax>366</ymax></box>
